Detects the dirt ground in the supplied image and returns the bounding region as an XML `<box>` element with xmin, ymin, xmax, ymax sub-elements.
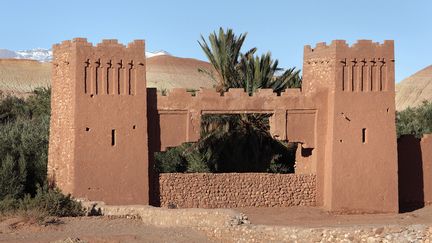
<box><xmin>1</xmin><ymin>206</ymin><xmax>431</xmax><ymax>242</ymax></box>
<box><xmin>238</xmin><ymin>205</ymin><xmax>432</xmax><ymax>227</ymax></box>
<box><xmin>0</xmin><ymin>217</ymin><xmax>212</xmax><ymax>243</ymax></box>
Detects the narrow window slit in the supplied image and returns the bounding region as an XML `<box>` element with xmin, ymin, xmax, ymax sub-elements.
<box><xmin>111</xmin><ymin>129</ymin><xmax>116</xmax><ymax>146</ymax></box>
<box><xmin>362</xmin><ymin>128</ymin><xmax>367</xmax><ymax>144</ymax></box>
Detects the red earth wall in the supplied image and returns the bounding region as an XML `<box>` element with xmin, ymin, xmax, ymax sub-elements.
<box><xmin>49</xmin><ymin>38</ymin><xmax>399</xmax><ymax>213</ymax></box>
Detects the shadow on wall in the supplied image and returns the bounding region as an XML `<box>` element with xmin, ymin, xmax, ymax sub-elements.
<box><xmin>397</xmin><ymin>135</ymin><xmax>424</xmax><ymax>213</ymax></box>
<box><xmin>147</xmin><ymin>88</ymin><xmax>161</xmax><ymax>206</ymax></box>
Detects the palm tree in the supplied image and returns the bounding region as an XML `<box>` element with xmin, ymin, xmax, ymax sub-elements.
<box><xmin>179</xmin><ymin>28</ymin><xmax>302</xmax><ymax>173</ymax></box>
<box><xmin>238</xmin><ymin>52</ymin><xmax>302</xmax><ymax>94</ymax></box>
<box><xmin>198</xmin><ymin>27</ymin><xmax>301</xmax><ymax>93</ymax></box>
<box><xmin>198</xmin><ymin>27</ymin><xmax>256</xmax><ymax>91</ymax></box>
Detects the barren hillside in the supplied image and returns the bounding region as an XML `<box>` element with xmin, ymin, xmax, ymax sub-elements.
<box><xmin>0</xmin><ymin>59</ymin><xmax>50</xmax><ymax>95</ymax></box>
<box><xmin>146</xmin><ymin>55</ymin><xmax>217</xmax><ymax>90</ymax></box>
<box><xmin>0</xmin><ymin>56</ymin><xmax>217</xmax><ymax>95</ymax></box>
<box><xmin>396</xmin><ymin>65</ymin><xmax>432</xmax><ymax>111</ymax></box>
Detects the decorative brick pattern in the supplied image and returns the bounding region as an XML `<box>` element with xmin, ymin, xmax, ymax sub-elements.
<box><xmin>158</xmin><ymin>173</ymin><xmax>316</xmax><ymax>208</ymax></box>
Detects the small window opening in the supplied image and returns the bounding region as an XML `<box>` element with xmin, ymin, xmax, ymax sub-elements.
<box><xmin>386</xmin><ymin>108</ymin><xmax>389</xmax><ymax>113</ymax></box>
<box><xmin>132</xmin><ymin>125</ymin><xmax>136</xmax><ymax>129</ymax></box>
<box><xmin>301</xmin><ymin>147</ymin><xmax>313</xmax><ymax>157</ymax></box>
<box><xmin>111</xmin><ymin>129</ymin><xmax>116</xmax><ymax>146</ymax></box>
<box><xmin>362</xmin><ymin>128</ymin><xmax>367</xmax><ymax>144</ymax></box>
<box><xmin>85</xmin><ymin>127</ymin><xmax>90</xmax><ymax>132</ymax></box>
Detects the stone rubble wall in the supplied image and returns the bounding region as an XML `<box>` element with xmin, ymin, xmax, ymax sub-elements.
<box><xmin>157</xmin><ymin>173</ymin><xmax>316</xmax><ymax>208</ymax></box>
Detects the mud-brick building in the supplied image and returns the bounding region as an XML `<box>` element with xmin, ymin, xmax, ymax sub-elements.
<box><xmin>48</xmin><ymin>38</ymin><xmax>399</xmax><ymax>213</ymax></box>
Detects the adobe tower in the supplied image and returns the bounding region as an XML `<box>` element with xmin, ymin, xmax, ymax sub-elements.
<box><xmin>48</xmin><ymin>38</ymin><xmax>149</xmax><ymax>204</ymax></box>
<box><xmin>303</xmin><ymin>40</ymin><xmax>398</xmax><ymax>212</ymax></box>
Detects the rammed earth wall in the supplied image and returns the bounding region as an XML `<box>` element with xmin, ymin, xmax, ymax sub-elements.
<box><xmin>157</xmin><ymin>173</ymin><xmax>316</xmax><ymax>208</ymax></box>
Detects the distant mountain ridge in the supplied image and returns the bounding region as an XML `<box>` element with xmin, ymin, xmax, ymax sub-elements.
<box><xmin>0</xmin><ymin>53</ymin><xmax>216</xmax><ymax>95</ymax></box>
<box><xmin>0</xmin><ymin>48</ymin><xmax>171</xmax><ymax>62</ymax></box>
<box><xmin>0</xmin><ymin>48</ymin><xmax>52</xmax><ymax>62</ymax></box>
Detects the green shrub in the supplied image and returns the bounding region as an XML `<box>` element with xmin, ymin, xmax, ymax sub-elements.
<box><xmin>0</xmin><ymin>196</ymin><xmax>19</xmax><ymax>213</ymax></box>
<box><xmin>397</xmin><ymin>100</ymin><xmax>432</xmax><ymax>138</ymax></box>
<box><xmin>0</xmin><ymin>185</ymin><xmax>84</xmax><ymax>218</ymax></box>
<box><xmin>154</xmin><ymin>143</ymin><xmax>211</xmax><ymax>173</ymax></box>
<box><xmin>267</xmin><ymin>142</ymin><xmax>297</xmax><ymax>174</ymax></box>
<box><xmin>154</xmin><ymin>144</ymin><xmax>189</xmax><ymax>173</ymax></box>
<box><xmin>0</xmin><ymin>154</ymin><xmax>26</xmax><ymax>199</ymax></box>
<box><xmin>19</xmin><ymin>185</ymin><xmax>84</xmax><ymax>217</ymax></box>
<box><xmin>0</xmin><ymin>116</ymin><xmax>49</xmax><ymax>199</ymax></box>
<box><xmin>0</xmin><ymin>88</ymin><xmax>50</xmax><ymax>200</ymax></box>
<box><xmin>154</xmin><ymin>115</ymin><xmax>296</xmax><ymax>174</ymax></box>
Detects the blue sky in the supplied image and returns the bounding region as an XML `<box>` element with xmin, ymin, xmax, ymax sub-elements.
<box><xmin>1</xmin><ymin>0</ymin><xmax>431</xmax><ymax>82</ymax></box>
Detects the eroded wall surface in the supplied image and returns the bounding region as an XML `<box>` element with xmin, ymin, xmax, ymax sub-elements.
<box><xmin>157</xmin><ymin>173</ymin><xmax>316</xmax><ymax>208</ymax></box>
<box><xmin>49</xmin><ymin>38</ymin><xmax>149</xmax><ymax>204</ymax></box>
<box><xmin>48</xmin><ymin>41</ymin><xmax>76</xmax><ymax>194</ymax></box>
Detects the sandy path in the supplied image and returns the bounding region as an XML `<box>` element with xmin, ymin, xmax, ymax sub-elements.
<box><xmin>0</xmin><ymin>217</ymin><xmax>212</xmax><ymax>243</ymax></box>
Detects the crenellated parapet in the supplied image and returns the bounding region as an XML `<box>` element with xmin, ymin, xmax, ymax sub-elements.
<box><xmin>53</xmin><ymin>38</ymin><xmax>146</xmax><ymax>97</ymax></box>
<box><xmin>303</xmin><ymin>40</ymin><xmax>395</xmax><ymax>93</ymax></box>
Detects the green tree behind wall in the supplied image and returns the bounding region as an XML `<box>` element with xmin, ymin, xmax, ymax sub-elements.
<box><xmin>397</xmin><ymin>100</ymin><xmax>432</xmax><ymax>138</ymax></box>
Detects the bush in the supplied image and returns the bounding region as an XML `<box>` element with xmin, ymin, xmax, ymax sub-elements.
<box><xmin>154</xmin><ymin>143</ymin><xmax>211</xmax><ymax>173</ymax></box>
<box><xmin>154</xmin><ymin>114</ymin><xmax>296</xmax><ymax>174</ymax></box>
<box><xmin>0</xmin><ymin>88</ymin><xmax>82</xmax><ymax>221</ymax></box>
<box><xmin>19</xmin><ymin>185</ymin><xmax>84</xmax><ymax>217</ymax></box>
<box><xmin>0</xmin><ymin>186</ymin><xmax>84</xmax><ymax>223</ymax></box>
<box><xmin>397</xmin><ymin>100</ymin><xmax>432</xmax><ymax>138</ymax></box>
<box><xmin>154</xmin><ymin>144</ymin><xmax>189</xmax><ymax>173</ymax></box>
<box><xmin>0</xmin><ymin>89</ymin><xmax>50</xmax><ymax>200</ymax></box>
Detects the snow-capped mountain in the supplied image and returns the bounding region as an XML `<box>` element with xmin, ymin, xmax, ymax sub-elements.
<box><xmin>15</xmin><ymin>48</ymin><xmax>52</xmax><ymax>62</ymax></box>
<box><xmin>0</xmin><ymin>48</ymin><xmax>171</xmax><ymax>62</ymax></box>
<box><xmin>146</xmin><ymin>50</ymin><xmax>171</xmax><ymax>58</ymax></box>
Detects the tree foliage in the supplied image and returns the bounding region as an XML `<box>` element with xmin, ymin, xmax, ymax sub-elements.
<box><xmin>397</xmin><ymin>100</ymin><xmax>432</xmax><ymax>138</ymax></box>
<box><xmin>0</xmin><ymin>88</ymin><xmax>50</xmax><ymax>200</ymax></box>
<box><xmin>155</xmin><ymin>28</ymin><xmax>301</xmax><ymax>173</ymax></box>
<box><xmin>198</xmin><ymin>27</ymin><xmax>301</xmax><ymax>93</ymax></box>
<box><xmin>0</xmin><ymin>88</ymin><xmax>83</xmax><ymax>218</ymax></box>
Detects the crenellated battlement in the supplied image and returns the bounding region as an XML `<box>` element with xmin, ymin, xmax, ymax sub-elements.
<box><xmin>53</xmin><ymin>38</ymin><xmax>146</xmax><ymax>97</ymax></box>
<box><xmin>304</xmin><ymin>39</ymin><xmax>393</xmax><ymax>55</ymax></box>
<box><xmin>302</xmin><ymin>39</ymin><xmax>395</xmax><ymax>93</ymax></box>
<box><xmin>53</xmin><ymin>38</ymin><xmax>144</xmax><ymax>51</ymax></box>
